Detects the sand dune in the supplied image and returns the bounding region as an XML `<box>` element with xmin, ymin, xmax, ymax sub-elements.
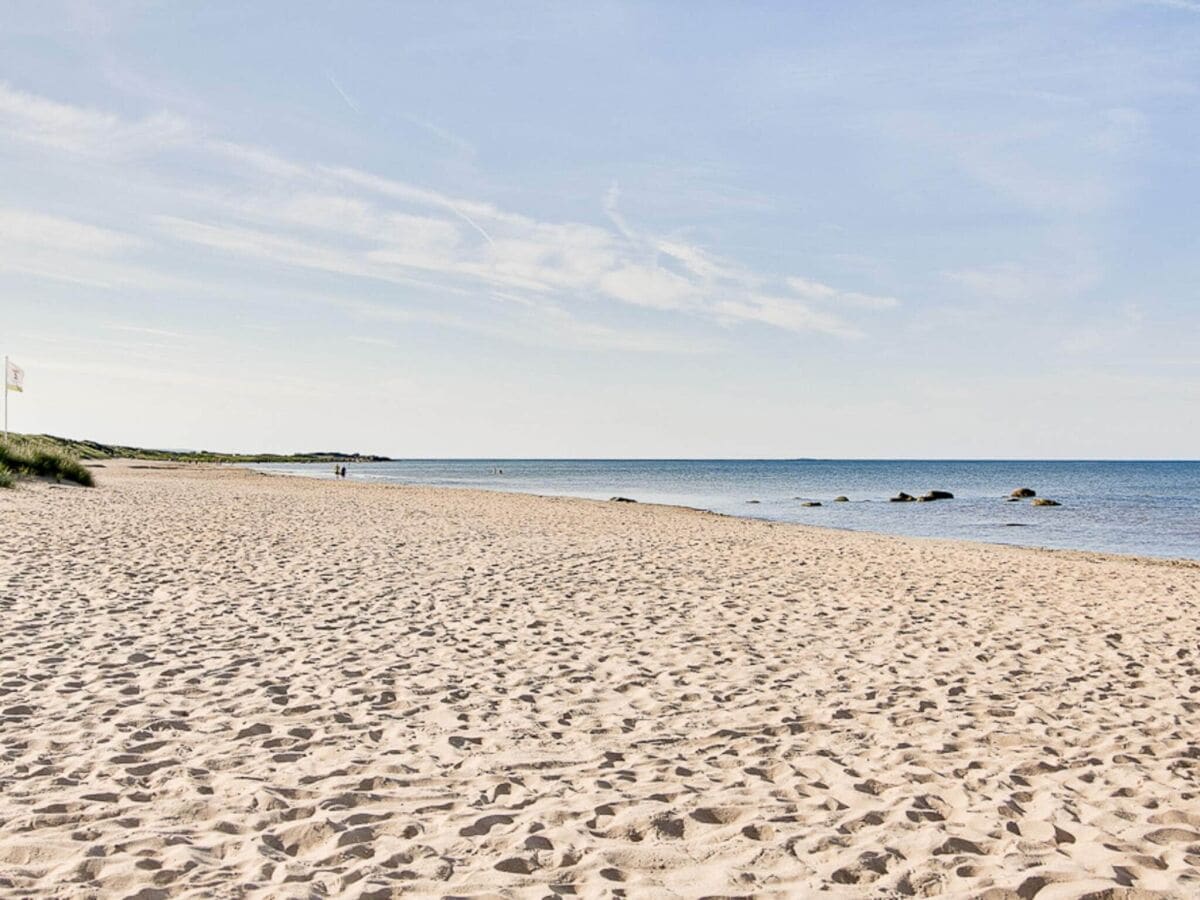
<box><xmin>1</xmin><ymin>462</ymin><xmax>1198</xmax><ymax>898</ymax></box>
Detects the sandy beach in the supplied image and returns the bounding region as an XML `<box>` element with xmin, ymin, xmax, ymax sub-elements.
<box><xmin>1</xmin><ymin>461</ymin><xmax>1198</xmax><ymax>898</ymax></box>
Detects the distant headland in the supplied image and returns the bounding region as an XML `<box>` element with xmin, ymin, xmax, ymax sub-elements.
<box><xmin>13</xmin><ymin>433</ymin><xmax>391</xmax><ymax>464</ymax></box>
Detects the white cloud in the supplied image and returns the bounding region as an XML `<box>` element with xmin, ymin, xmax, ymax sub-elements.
<box><xmin>401</xmin><ymin>114</ymin><xmax>475</xmax><ymax>157</ymax></box>
<box><xmin>1138</xmin><ymin>0</ymin><xmax>1200</xmax><ymax>11</ymax></box>
<box><xmin>0</xmin><ymin>208</ymin><xmax>187</xmax><ymax>290</ymax></box>
<box><xmin>326</xmin><ymin>71</ymin><xmax>360</xmax><ymax>113</ymax></box>
<box><xmin>0</xmin><ymin>81</ymin><xmax>189</xmax><ymax>156</ymax></box>
<box><xmin>1</xmin><ymin>85</ymin><xmax>901</xmax><ymax>345</ymax></box>
<box><xmin>154</xmin><ymin>215</ymin><xmax>468</xmax><ymax>294</ymax></box>
<box><xmin>598</xmin><ymin>264</ymin><xmax>697</xmax><ymax>311</ymax></box>
<box><xmin>786</xmin><ymin>276</ymin><xmax>899</xmax><ymax>309</ymax></box>
<box><xmin>0</xmin><ymin>208</ymin><xmax>140</xmax><ymax>256</ymax></box>
<box><xmin>348</xmin><ymin>336</ymin><xmax>395</xmax><ymax>347</ymax></box>
<box><xmin>714</xmin><ymin>295</ymin><xmax>863</xmax><ymax>338</ymax></box>
<box><xmin>205</xmin><ymin>140</ymin><xmax>310</xmax><ymax>180</ymax></box>
<box><xmin>105</xmin><ymin>324</ymin><xmax>185</xmax><ymax>339</ymax></box>
<box><xmin>329</xmin><ymin>295</ymin><xmax>710</xmax><ymax>354</ymax></box>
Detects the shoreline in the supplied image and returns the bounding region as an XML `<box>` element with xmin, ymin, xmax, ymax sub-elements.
<box><xmin>4</xmin><ymin>461</ymin><xmax>1199</xmax><ymax>896</ymax></box>
<box><xmin>244</xmin><ymin>462</ymin><xmax>1200</xmax><ymax>569</ymax></box>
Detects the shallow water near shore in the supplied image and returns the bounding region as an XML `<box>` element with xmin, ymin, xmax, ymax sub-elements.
<box><xmin>250</xmin><ymin>459</ymin><xmax>1200</xmax><ymax>560</ymax></box>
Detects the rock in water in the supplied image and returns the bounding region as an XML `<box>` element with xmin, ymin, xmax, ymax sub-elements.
<box><xmin>1011</xmin><ymin>488</ymin><xmax>1037</xmax><ymax>498</ymax></box>
<box><xmin>919</xmin><ymin>490</ymin><xmax>954</xmax><ymax>501</ymax></box>
<box><xmin>834</xmin><ymin>496</ymin><xmax>849</xmax><ymax>502</ymax></box>
<box><xmin>610</xmin><ymin>497</ymin><xmax>637</xmax><ymax>503</ymax></box>
<box><xmin>890</xmin><ymin>492</ymin><xmax>916</xmax><ymax>502</ymax></box>
<box><xmin>1032</xmin><ymin>498</ymin><xmax>1061</xmax><ymax>507</ymax></box>
<box><xmin>801</xmin><ymin>501</ymin><xmax>822</xmax><ymax>507</ymax></box>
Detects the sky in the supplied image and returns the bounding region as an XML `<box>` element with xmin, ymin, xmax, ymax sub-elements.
<box><xmin>1</xmin><ymin>1</ymin><xmax>1198</xmax><ymax>458</ymax></box>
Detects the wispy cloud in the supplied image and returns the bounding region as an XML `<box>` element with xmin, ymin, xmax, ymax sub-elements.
<box><xmin>0</xmin><ymin>207</ymin><xmax>187</xmax><ymax>290</ymax></box>
<box><xmin>402</xmin><ymin>113</ymin><xmax>475</xmax><ymax>157</ymax></box>
<box><xmin>0</xmin><ymin>81</ymin><xmax>189</xmax><ymax>156</ymax></box>
<box><xmin>328</xmin><ymin>295</ymin><xmax>712</xmax><ymax>354</ymax></box>
<box><xmin>713</xmin><ymin>295</ymin><xmax>864</xmax><ymax>339</ymax></box>
<box><xmin>347</xmin><ymin>335</ymin><xmax>395</xmax><ymax>347</ymax></box>
<box><xmin>0</xmin><ymin>208</ymin><xmax>140</xmax><ymax>255</ymax></box>
<box><xmin>325</xmin><ymin>70</ymin><xmax>361</xmax><ymax>113</ymax></box>
<box><xmin>0</xmin><ymin>84</ymin><xmax>900</xmax><ymax>347</ymax></box>
<box><xmin>787</xmin><ymin>277</ymin><xmax>899</xmax><ymax>310</ymax></box>
<box><xmin>104</xmin><ymin>324</ymin><xmax>186</xmax><ymax>340</ymax></box>
<box><xmin>1138</xmin><ymin>0</ymin><xmax>1200</xmax><ymax>11</ymax></box>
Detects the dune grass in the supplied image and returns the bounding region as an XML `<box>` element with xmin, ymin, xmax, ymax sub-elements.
<box><xmin>0</xmin><ymin>437</ymin><xmax>94</xmax><ymax>487</ymax></box>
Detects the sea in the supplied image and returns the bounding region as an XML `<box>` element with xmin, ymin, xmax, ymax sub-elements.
<box><xmin>248</xmin><ymin>460</ymin><xmax>1200</xmax><ymax>561</ymax></box>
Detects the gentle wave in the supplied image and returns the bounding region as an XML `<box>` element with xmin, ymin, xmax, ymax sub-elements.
<box><xmin>249</xmin><ymin>459</ymin><xmax>1200</xmax><ymax>560</ymax></box>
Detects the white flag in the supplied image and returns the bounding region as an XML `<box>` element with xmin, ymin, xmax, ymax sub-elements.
<box><xmin>5</xmin><ymin>360</ymin><xmax>24</xmax><ymax>393</ymax></box>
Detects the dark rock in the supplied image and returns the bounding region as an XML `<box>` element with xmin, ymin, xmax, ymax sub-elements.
<box><xmin>919</xmin><ymin>490</ymin><xmax>954</xmax><ymax>501</ymax></box>
<box><xmin>746</xmin><ymin>500</ymin><xmax>761</xmax><ymax>504</ymax></box>
<box><xmin>1031</xmin><ymin>498</ymin><xmax>1061</xmax><ymax>507</ymax></box>
<box><xmin>890</xmin><ymin>492</ymin><xmax>916</xmax><ymax>502</ymax></box>
<box><xmin>609</xmin><ymin>497</ymin><xmax>637</xmax><ymax>503</ymax></box>
<box><xmin>1005</xmin><ymin>497</ymin><xmax>1020</xmax><ymax>502</ymax></box>
<box><xmin>801</xmin><ymin>501</ymin><xmax>822</xmax><ymax>507</ymax></box>
<box><xmin>1011</xmin><ymin>488</ymin><xmax>1037</xmax><ymax>498</ymax></box>
<box><xmin>834</xmin><ymin>496</ymin><xmax>849</xmax><ymax>502</ymax></box>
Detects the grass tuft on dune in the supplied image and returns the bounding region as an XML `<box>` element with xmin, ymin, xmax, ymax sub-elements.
<box><xmin>0</xmin><ymin>437</ymin><xmax>94</xmax><ymax>487</ymax></box>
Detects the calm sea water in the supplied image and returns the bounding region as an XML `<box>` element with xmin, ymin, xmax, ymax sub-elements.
<box><xmin>250</xmin><ymin>460</ymin><xmax>1200</xmax><ymax>560</ymax></box>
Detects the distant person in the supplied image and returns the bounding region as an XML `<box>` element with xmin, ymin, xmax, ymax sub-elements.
<box><xmin>340</xmin><ymin>465</ymin><xmax>347</xmax><ymax>479</ymax></box>
<box><xmin>333</xmin><ymin>464</ymin><xmax>339</xmax><ymax>478</ymax></box>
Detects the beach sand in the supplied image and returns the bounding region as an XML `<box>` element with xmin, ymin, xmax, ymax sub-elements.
<box><xmin>1</xmin><ymin>461</ymin><xmax>1199</xmax><ymax>898</ymax></box>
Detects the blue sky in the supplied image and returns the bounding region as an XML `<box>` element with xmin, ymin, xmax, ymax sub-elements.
<box><xmin>2</xmin><ymin>1</ymin><xmax>1197</xmax><ymax>457</ymax></box>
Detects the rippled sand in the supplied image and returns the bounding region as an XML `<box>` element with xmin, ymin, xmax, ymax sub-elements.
<box><xmin>1</xmin><ymin>462</ymin><xmax>1198</xmax><ymax>898</ymax></box>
